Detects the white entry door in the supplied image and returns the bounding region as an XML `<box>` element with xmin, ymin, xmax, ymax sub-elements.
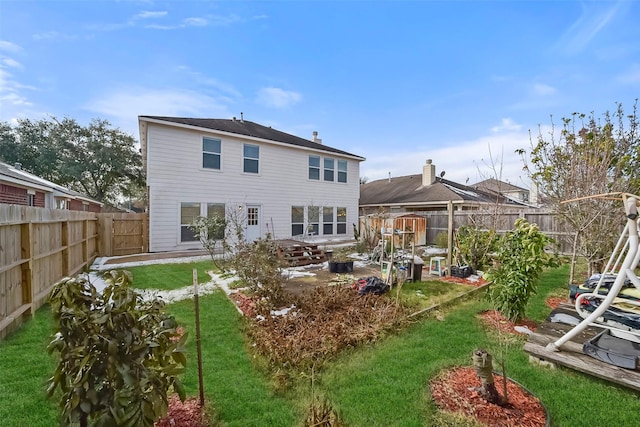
<box><xmin>245</xmin><ymin>205</ymin><xmax>261</xmax><ymax>241</ymax></box>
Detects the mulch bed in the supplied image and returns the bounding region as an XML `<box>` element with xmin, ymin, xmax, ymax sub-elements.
<box><xmin>430</xmin><ymin>366</ymin><xmax>547</xmax><ymax>427</ymax></box>
<box><xmin>440</xmin><ymin>274</ymin><xmax>488</xmax><ymax>287</ymax></box>
<box><xmin>155</xmin><ymin>395</ymin><xmax>206</xmax><ymax>427</ymax></box>
<box><xmin>545</xmin><ymin>296</ymin><xmax>569</xmax><ymax>309</ymax></box>
<box><xmin>477</xmin><ymin>310</ymin><xmax>537</xmax><ymax>335</ymax></box>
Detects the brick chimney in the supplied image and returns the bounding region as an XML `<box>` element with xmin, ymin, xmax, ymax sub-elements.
<box><xmin>422</xmin><ymin>159</ymin><xmax>436</xmax><ymax>186</ymax></box>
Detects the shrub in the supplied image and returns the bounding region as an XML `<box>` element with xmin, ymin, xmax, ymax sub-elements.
<box><xmin>47</xmin><ymin>271</ymin><xmax>187</xmax><ymax>427</ymax></box>
<box><xmin>455</xmin><ymin>225</ymin><xmax>498</xmax><ymax>272</ymax></box>
<box><xmin>227</xmin><ymin>234</ymin><xmax>288</xmax><ymax>311</ymax></box>
<box><xmin>484</xmin><ymin>218</ymin><xmax>557</xmax><ymax>322</ymax></box>
<box><xmin>434</xmin><ymin>232</ymin><xmax>449</xmax><ymax>249</ymax></box>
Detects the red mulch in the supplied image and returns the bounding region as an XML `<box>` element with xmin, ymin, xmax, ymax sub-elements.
<box><xmin>440</xmin><ymin>275</ymin><xmax>488</xmax><ymax>287</ymax></box>
<box><xmin>545</xmin><ymin>296</ymin><xmax>568</xmax><ymax>309</ymax></box>
<box><xmin>155</xmin><ymin>395</ymin><xmax>206</xmax><ymax>427</ymax></box>
<box><xmin>430</xmin><ymin>367</ymin><xmax>547</xmax><ymax>427</ymax></box>
<box><xmin>229</xmin><ymin>292</ymin><xmax>256</xmax><ymax>317</ymax></box>
<box><xmin>478</xmin><ymin>310</ymin><xmax>537</xmax><ymax>335</ymax></box>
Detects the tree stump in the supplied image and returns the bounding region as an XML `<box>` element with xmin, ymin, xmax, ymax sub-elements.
<box><xmin>472</xmin><ymin>349</ymin><xmax>503</xmax><ymax>405</ymax></box>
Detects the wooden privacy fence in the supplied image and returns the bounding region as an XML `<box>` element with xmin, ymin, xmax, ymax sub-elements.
<box><xmin>98</xmin><ymin>212</ymin><xmax>148</xmax><ymax>257</ymax></box>
<box><xmin>0</xmin><ymin>206</ymin><xmax>148</xmax><ymax>339</ymax></box>
<box><xmin>359</xmin><ymin>209</ymin><xmax>575</xmax><ymax>255</ymax></box>
<box><xmin>419</xmin><ymin>209</ymin><xmax>574</xmax><ymax>254</ymax></box>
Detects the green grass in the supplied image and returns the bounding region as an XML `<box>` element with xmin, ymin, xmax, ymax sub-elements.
<box><xmin>2</xmin><ymin>262</ymin><xmax>640</xmax><ymax>426</ymax></box>
<box><xmin>123</xmin><ymin>260</ymin><xmax>214</xmax><ymax>290</ymax></box>
<box><xmin>0</xmin><ymin>309</ymin><xmax>59</xmax><ymax>427</ymax></box>
<box><xmin>398</xmin><ymin>279</ymin><xmax>474</xmax><ymax>310</ymax></box>
<box><xmin>170</xmin><ymin>293</ymin><xmax>298</xmax><ymax>426</ymax></box>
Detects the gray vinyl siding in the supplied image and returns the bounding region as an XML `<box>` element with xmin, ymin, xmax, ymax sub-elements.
<box><xmin>145</xmin><ymin>122</ymin><xmax>361</xmax><ymax>252</ymax></box>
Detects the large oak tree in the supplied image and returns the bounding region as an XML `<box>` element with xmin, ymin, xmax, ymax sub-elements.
<box><xmin>0</xmin><ymin>117</ymin><xmax>144</xmax><ymax>206</ymax></box>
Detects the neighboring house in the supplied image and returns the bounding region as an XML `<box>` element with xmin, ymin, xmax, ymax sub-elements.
<box><xmin>138</xmin><ymin>116</ymin><xmax>366</xmax><ymax>252</ymax></box>
<box><xmin>0</xmin><ymin>161</ymin><xmax>103</xmax><ymax>212</ymax></box>
<box><xmin>359</xmin><ymin>159</ymin><xmax>526</xmax><ymax>215</ymax></box>
<box><xmin>473</xmin><ymin>178</ymin><xmax>530</xmax><ymax>204</ymax></box>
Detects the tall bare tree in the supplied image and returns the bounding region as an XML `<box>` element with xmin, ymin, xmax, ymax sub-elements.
<box><xmin>518</xmin><ymin>101</ymin><xmax>639</xmax><ymax>282</ymax></box>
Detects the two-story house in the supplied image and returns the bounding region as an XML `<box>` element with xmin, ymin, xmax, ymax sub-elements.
<box><xmin>138</xmin><ymin>116</ymin><xmax>365</xmax><ymax>252</ymax></box>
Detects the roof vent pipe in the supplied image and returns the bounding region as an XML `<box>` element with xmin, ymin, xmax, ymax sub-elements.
<box><xmin>312</xmin><ymin>131</ymin><xmax>322</xmax><ymax>144</ymax></box>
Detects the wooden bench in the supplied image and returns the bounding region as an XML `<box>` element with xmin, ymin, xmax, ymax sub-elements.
<box><xmin>524</xmin><ymin>303</ymin><xmax>640</xmax><ymax>391</ymax></box>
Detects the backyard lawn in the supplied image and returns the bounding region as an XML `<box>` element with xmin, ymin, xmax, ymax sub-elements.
<box><xmin>1</xmin><ymin>262</ymin><xmax>639</xmax><ymax>426</ymax></box>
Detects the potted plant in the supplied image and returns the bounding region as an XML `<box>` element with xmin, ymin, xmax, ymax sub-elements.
<box><xmin>328</xmin><ymin>249</ymin><xmax>355</xmax><ymax>273</ymax></box>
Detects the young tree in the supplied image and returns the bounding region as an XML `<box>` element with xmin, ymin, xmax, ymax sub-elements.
<box><xmin>518</xmin><ymin>102</ymin><xmax>639</xmax><ymax>282</ymax></box>
<box><xmin>47</xmin><ymin>271</ymin><xmax>187</xmax><ymax>427</ymax></box>
<box><xmin>485</xmin><ymin>218</ymin><xmax>557</xmax><ymax>322</ymax></box>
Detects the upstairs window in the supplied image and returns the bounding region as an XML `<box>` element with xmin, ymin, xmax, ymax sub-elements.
<box><xmin>309</xmin><ymin>156</ymin><xmax>320</xmax><ymax>180</ymax></box>
<box><xmin>324</xmin><ymin>158</ymin><xmax>334</xmax><ymax>181</ymax></box>
<box><xmin>203</xmin><ymin>137</ymin><xmax>221</xmax><ymax>170</ymax></box>
<box><xmin>243</xmin><ymin>144</ymin><xmax>259</xmax><ymax>174</ymax></box>
<box><xmin>337</xmin><ymin>160</ymin><xmax>347</xmax><ymax>183</ymax></box>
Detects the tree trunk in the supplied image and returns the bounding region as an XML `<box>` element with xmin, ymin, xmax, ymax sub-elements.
<box><xmin>569</xmin><ymin>230</ymin><xmax>580</xmax><ymax>284</ymax></box>
<box><xmin>472</xmin><ymin>349</ymin><xmax>503</xmax><ymax>405</ymax></box>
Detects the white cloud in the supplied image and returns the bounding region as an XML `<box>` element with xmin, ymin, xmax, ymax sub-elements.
<box><xmin>360</xmin><ymin>128</ymin><xmax>533</xmax><ymax>189</ymax></box>
<box><xmin>0</xmin><ymin>48</ymin><xmax>36</xmax><ymax>118</ymax></box>
<box><xmin>0</xmin><ymin>40</ymin><xmax>21</xmax><ymax>53</ymax></box>
<box><xmin>491</xmin><ymin>118</ymin><xmax>521</xmax><ymax>133</ymax></box>
<box><xmin>256</xmin><ymin>87</ymin><xmax>302</xmax><ymax>108</ymax></box>
<box><xmin>554</xmin><ymin>1</ymin><xmax>626</xmax><ymax>54</ymax></box>
<box><xmin>134</xmin><ymin>11</ymin><xmax>168</xmax><ymax>20</ymax></box>
<box><xmin>84</xmin><ymin>87</ymin><xmax>232</xmax><ymax>135</ymax></box>
<box><xmin>173</xmin><ymin>65</ymin><xmax>241</xmax><ymax>98</ymax></box>
<box><xmin>617</xmin><ymin>64</ymin><xmax>640</xmax><ymax>84</ymax></box>
<box><xmin>2</xmin><ymin>58</ymin><xmax>22</xmax><ymax>69</ymax></box>
<box><xmin>533</xmin><ymin>83</ymin><xmax>556</xmax><ymax>96</ymax></box>
<box><xmin>183</xmin><ymin>17</ymin><xmax>208</xmax><ymax>27</ymax></box>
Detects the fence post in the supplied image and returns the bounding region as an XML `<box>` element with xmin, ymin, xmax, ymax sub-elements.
<box><xmin>447</xmin><ymin>201</ymin><xmax>454</xmax><ymax>268</ymax></box>
<box><xmin>98</xmin><ymin>215</ymin><xmax>113</xmax><ymax>257</ymax></box>
<box><xmin>20</xmin><ymin>222</ymin><xmax>33</xmax><ymax>318</ymax></box>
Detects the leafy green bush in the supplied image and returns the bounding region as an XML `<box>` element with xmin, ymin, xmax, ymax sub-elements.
<box><xmin>434</xmin><ymin>232</ymin><xmax>448</xmax><ymax>249</ymax></box>
<box><xmin>455</xmin><ymin>225</ymin><xmax>498</xmax><ymax>272</ymax></box>
<box><xmin>484</xmin><ymin>218</ymin><xmax>557</xmax><ymax>322</ymax></box>
<box><xmin>47</xmin><ymin>271</ymin><xmax>187</xmax><ymax>427</ymax></box>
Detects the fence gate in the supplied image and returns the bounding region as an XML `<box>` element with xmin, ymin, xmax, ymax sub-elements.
<box><xmin>99</xmin><ymin>213</ymin><xmax>148</xmax><ymax>256</ymax></box>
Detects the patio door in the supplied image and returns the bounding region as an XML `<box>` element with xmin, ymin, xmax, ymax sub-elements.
<box><xmin>245</xmin><ymin>205</ymin><xmax>261</xmax><ymax>241</ymax></box>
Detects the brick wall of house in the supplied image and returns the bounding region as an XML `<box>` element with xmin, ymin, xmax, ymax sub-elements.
<box><xmin>68</xmin><ymin>198</ymin><xmax>102</xmax><ymax>212</ymax></box>
<box><xmin>33</xmin><ymin>191</ymin><xmax>45</xmax><ymax>207</ymax></box>
<box><xmin>0</xmin><ymin>184</ymin><xmax>48</xmax><ymax>207</ymax></box>
<box><xmin>0</xmin><ymin>184</ymin><xmax>28</xmax><ymax>205</ymax></box>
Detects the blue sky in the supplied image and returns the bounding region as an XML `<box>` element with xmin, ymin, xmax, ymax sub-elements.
<box><xmin>1</xmin><ymin>1</ymin><xmax>638</xmax><ymax>188</ymax></box>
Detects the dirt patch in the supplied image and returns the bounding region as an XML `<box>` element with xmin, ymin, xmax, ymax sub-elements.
<box><xmin>282</xmin><ymin>262</ymin><xmax>382</xmax><ymax>296</ymax></box>
<box><xmin>430</xmin><ymin>366</ymin><xmax>547</xmax><ymax>427</ymax></box>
